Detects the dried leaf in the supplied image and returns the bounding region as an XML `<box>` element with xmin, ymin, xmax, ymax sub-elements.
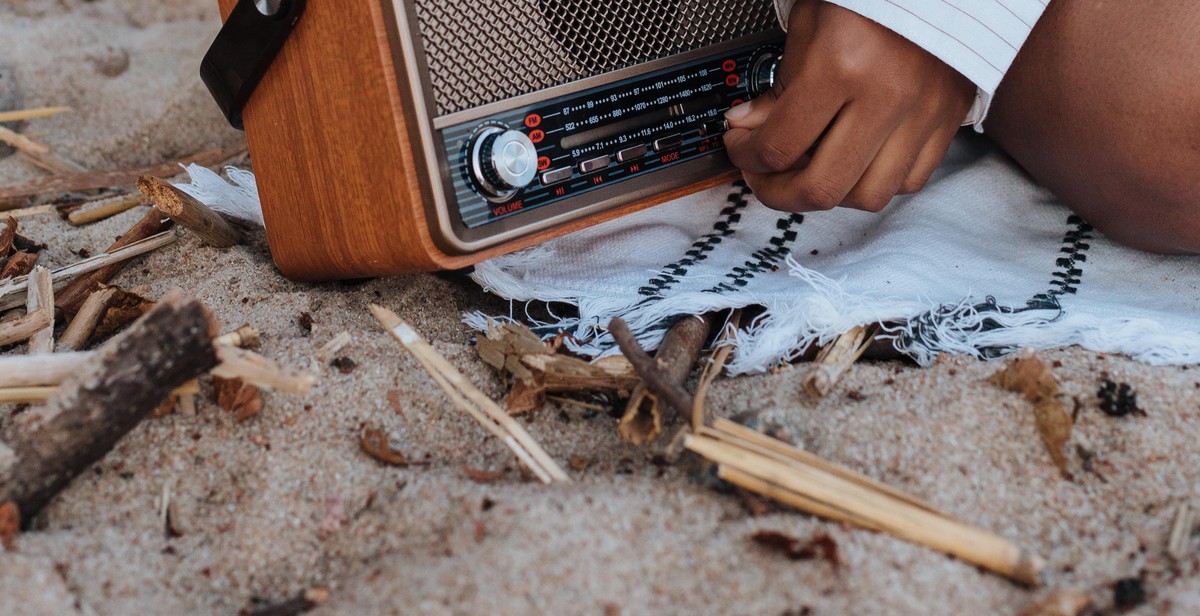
<box><xmin>751</xmin><ymin>530</ymin><xmax>841</xmax><ymax>568</ymax></box>
<box><xmin>360</xmin><ymin>428</ymin><xmax>410</xmax><ymax>467</ymax></box>
<box><xmin>463</xmin><ymin>467</ymin><xmax>505</xmax><ymax>484</ymax></box>
<box><xmin>989</xmin><ymin>353</ymin><xmax>1073</xmax><ymax>479</ymax></box>
<box><xmin>213</xmin><ymin>376</ymin><xmax>265</xmax><ymax>422</ymax></box>
<box><xmin>506</xmin><ymin>376</ymin><xmax>546</xmax><ymax>415</ymax></box>
<box><xmin>1018</xmin><ymin>589</ymin><xmax>1093</xmax><ymax>616</ymax></box>
<box><xmin>0</xmin><ymin>501</ymin><xmax>18</xmax><ymax>550</ymax></box>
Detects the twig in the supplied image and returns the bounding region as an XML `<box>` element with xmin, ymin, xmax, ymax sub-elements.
<box><xmin>3</xmin><ymin>204</ymin><xmax>54</xmax><ymax>219</ymax></box>
<box><xmin>803</xmin><ymin>325</ymin><xmax>875</xmax><ymax>398</ymax></box>
<box><xmin>58</xmin><ymin>287</ymin><xmax>118</xmax><ymax>350</ymax></box>
<box><xmin>54</xmin><ymin>209</ymin><xmax>174</xmax><ymax>316</ymax></box>
<box><xmin>212</xmin><ymin>345</ymin><xmax>315</xmax><ymax>393</ymax></box>
<box><xmin>0</xmin><ymin>295</ymin><xmax>219</xmax><ymax>519</ymax></box>
<box><xmin>0</xmin><ymin>126</ymin><xmax>86</xmax><ymax>175</ymax></box>
<box><xmin>0</xmin><ymin>146</ymin><xmax>247</xmax><ymax>205</ymax></box>
<box><xmin>315</xmin><ymin>331</ymin><xmax>352</xmax><ymax>362</ymax></box>
<box><xmin>608</xmin><ymin>317</ymin><xmax>695</xmax><ymax>422</ymax></box>
<box><xmin>0</xmin><ymin>310</ymin><xmax>50</xmax><ymax>346</ymax></box>
<box><xmin>137</xmin><ymin>176</ymin><xmax>243</xmax><ymax>247</ymax></box>
<box><xmin>618</xmin><ymin>314</ymin><xmax>713</xmax><ymax>445</ymax></box>
<box><xmin>0</xmin><ymin>380</ymin><xmax>199</xmax><ymax>404</ymax></box>
<box><xmin>371</xmin><ymin>304</ymin><xmax>570</xmax><ymax>484</ymax></box>
<box><xmin>0</xmin><ymin>126</ymin><xmax>49</xmax><ymax>155</ymax></box>
<box><xmin>1168</xmin><ymin>503</ymin><xmax>1195</xmax><ymax>562</ymax></box>
<box><xmin>692</xmin><ymin>310</ymin><xmax>742</xmax><ymax>431</ymax></box>
<box><xmin>25</xmin><ymin>266</ymin><xmax>53</xmax><ymax>353</ymax></box>
<box><xmin>0</xmin><ymin>231</ymin><xmax>175</xmax><ymax>311</ymax></box>
<box><xmin>0</xmin><ymin>353</ymin><xmax>89</xmax><ymax>387</ymax></box>
<box><xmin>0</xmin><ymin>107</ymin><xmax>72</xmax><ymax>123</ymax></box>
<box><xmin>67</xmin><ymin>194</ymin><xmax>144</xmax><ymax>226</ymax></box>
<box><xmin>215</xmin><ymin>325</ymin><xmax>260</xmax><ymax>349</ymax></box>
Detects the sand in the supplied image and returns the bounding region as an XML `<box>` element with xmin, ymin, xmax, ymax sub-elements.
<box><xmin>2</xmin><ymin>2</ymin><xmax>1200</xmax><ymax>615</ymax></box>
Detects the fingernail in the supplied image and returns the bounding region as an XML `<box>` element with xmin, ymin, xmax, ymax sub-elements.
<box><xmin>724</xmin><ymin>100</ymin><xmax>752</xmax><ymax>123</ymax></box>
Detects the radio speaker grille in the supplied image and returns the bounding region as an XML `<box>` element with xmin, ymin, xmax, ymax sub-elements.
<box><xmin>411</xmin><ymin>0</ymin><xmax>779</xmax><ymax>116</ymax></box>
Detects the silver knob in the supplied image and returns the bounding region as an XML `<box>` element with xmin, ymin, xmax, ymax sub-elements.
<box><xmin>469</xmin><ymin>127</ymin><xmax>539</xmax><ymax>201</ymax></box>
<box><xmin>748</xmin><ymin>47</ymin><xmax>781</xmax><ymax>98</ymax></box>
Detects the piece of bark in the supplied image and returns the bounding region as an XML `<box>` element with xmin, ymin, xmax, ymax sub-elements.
<box><xmin>0</xmin><ymin>216</ymin><xmax>14</xmax><ymax>255</ymax></box>
<box><xmin>0</xmin><ymin>146</ymin><xmax>246</xmax><ymax>205</ymax></box>
<box><xmin>0</xmin><ymin>309</ymin><xmax>50</xmax><ymax>347</ymax></box>
<box><xmin>58</xmin><ymin>287</ymin><xmax>118</xmax><ymax>350</ymax></box>
<box><xmin>618</xmin><ymin>314</ymin><xmax>713</xmax><ymax>445</ymax></box>
<box><xmin>989</xmin><ymin>353</ymin><xmax>1073</xmax><ymax>480</ymax></box>
<box><xmin>89</xmin><ymin>287</ymin><xmax>155</xmax><ymax>343</ymax></box>
<box><xmin>212</xmin><ymin>376</ymin><xmax>264</xmax><ymax>422</ymax></box>
<box><xmin>24</xmin><ymin>266</ymin><xmax>52</xmax><ymax>353</ymax></box>
<box><xmin>0</xmin><ymin>250</ymin><xmax>37</xmax><ymax>280</ymax></box>
<box><xmin>475</xmin><ymin>321</ymin><xmax>639</xmax><ymax>397</ymax></box>
<box><xmin>137</xmin><ymin>176</ymin><xmax>243</xmax><ymax>247</ymax></box>
<box><xmin>0</xmin><ymin>295</ymin><xmax>218</xmax><ymax>519</ymax></box>
<box><xmin>505</xmin><ymin>376</ymin><xmax>546</xmax><ymax>416</ymax></box>
<box><xmin>54</xmin><ymin>209</ymin><xmax>172</xmax><ymax>317</ymax></box>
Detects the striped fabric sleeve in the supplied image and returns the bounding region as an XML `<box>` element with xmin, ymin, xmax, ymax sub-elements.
<box><xmin>773</xmin><ymin>0</ymin><xmax>1048</xmax><ymax>131</ymax></box>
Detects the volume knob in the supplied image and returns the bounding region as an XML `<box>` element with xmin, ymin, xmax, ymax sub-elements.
<box><xmin>469</xmin><ymin>127</ymin><xmax>539</xmax><ymax>201</ymax></box>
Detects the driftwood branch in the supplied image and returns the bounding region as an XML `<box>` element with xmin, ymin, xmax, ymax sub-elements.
<box><xmin>137</xmin><ymin>176</ymin><xmax>243</xmax><ymax>247</ymax></box>
<box><xmin>0</xmin><ymin>295</ymin><xmax>219</xmax><ymax>519</ymax></box>
<box><xmin>618</xmin><ymin>314</ymin><xmax>713</xmax><ymax>445</ymax></box>
<box><xmin>0</xmin><ymin>146</ymin><xmax>246</xmax><ymax>205</ymax></box>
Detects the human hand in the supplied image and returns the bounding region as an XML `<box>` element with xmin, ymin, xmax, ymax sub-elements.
<box><xmin>723</xmin><ymin>0</ymin><xmax>975</xmax><ymax>213</ymax></box>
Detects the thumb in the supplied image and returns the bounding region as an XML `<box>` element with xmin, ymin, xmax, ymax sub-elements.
<box><xmin>724</xmin><ymin>93</ymin><xmax>776</xmax><ymax>130</ymax></box>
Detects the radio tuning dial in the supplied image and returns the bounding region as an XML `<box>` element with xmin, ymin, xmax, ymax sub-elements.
<box><xmin>468</xmin><ymin>126</ymin><xmax>539</xmax><ymax>201</ymax></box>
<box><xmin>748</xmin><ymin>47</ymin><xmax>782</xmax><ymax>98</ymax></box>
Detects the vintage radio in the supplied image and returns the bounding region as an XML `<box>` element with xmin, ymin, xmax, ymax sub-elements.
<box><xmin>203</xmin><ymin>0</ymin><xmax>785</xmax><ymax>280</ymax></box>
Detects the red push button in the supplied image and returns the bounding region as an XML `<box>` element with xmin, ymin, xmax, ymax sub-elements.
<box><xmin>524</xmin><ymin>113</ymin><xmax>542</xmax><ymax>129</ymax></box>
<box><xmin>722</xmin><ymin>59</ymin><xmax>737</xmax><ymax>72</ymax></box>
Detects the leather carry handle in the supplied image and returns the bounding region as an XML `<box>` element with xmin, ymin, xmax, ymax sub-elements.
<box><xmin>200</xmin><ymin>0</ymin><xmax>307</xmax><ymax>130</ymax></box>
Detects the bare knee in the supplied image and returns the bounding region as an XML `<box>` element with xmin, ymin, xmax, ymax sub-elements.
<box><xmin>986</xmin><ymin>0</ymin><xmax>1200</xmax><ymax>254</ymax></box>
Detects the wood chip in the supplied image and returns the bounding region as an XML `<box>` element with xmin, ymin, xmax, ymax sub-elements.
<box><xmin>1168</xmin><ymin>503</ymin><xmax>1195</xmax><ymax>562</ymax></box>
<box><xmin>213</xmin><ymin>376</ymin><xmax>264</xmax><ymax>422</ymax></box>
<box><xmin>989</xmin><ymin>353</ymin><xmax>1073</xmax><ymax>479</ymax></box>
<box><xmin>90</xmin><ymin>287</ymin><xmax>155</xmax><ymax>343</ymax></box>
<box><xmin>0</xmin><ymin>501</ymin><xmax>18</xmax><ymax>550</ymax></box>
<box><xmin>463</xmin><ymin>467</ymin><xmax>505</xmax><ymax>484</ymax></box>
<box><xmin>476</xmin><ymin>321</ymin><xmax>639</xmax><ymax>399</ymax></box>
<box><xmin>505</xmin><ymin>376</ymin><xmax>545</xmax><ymax>416</ymax></box>
<box><xmin>360</xmin><ymin>428</ymin><xmax>413</xmax><ymax>467</ymax></box>
<box><xmin>0</xmin><ymin>250</ymin><xmax>38</xmax><ymax>281</ymax></box>
<box><xmin>215</xmin><ymin>325</ymin><xmax>261</xmax><ymax>349</ymax></box>
<box><xmin>24</xmin><ymin>266</ymin><xmax>52</xmax><ymax>354</ymax></box>
<box><xmin>804</xmin><ymin>325</ymin><xmax>874</xmax><ymax>398</ymax></box>
<box><xmin>751</xmin><ymin>530</ymin><xmax>841</xmax><ymax>568</ymax></box>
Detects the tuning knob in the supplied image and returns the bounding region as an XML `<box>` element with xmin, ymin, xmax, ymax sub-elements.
<box><xmin>747</xmin><ymin>47</ymin><xmax>782</xmax><ymax>98</ymax></box>
<box><xmin>468</xmin><ymin>126</ymin><xmax>539</xmax><ymax>201</ymax></box>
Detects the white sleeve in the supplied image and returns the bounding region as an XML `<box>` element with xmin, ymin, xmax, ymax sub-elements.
<box><xmin>773</xmin><ymin>0</ymin><xmax>1048</xmax><ymax>131</ymax></box>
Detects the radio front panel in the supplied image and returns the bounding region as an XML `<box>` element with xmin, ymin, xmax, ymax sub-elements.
<box><xmin>434</xmin><ymin>36</ymin><xmax>785</xmax><ymax>241</ymax></box>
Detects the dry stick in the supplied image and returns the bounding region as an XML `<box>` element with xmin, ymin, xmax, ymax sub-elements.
<box><xmin>0</xmin><ymin>353</ymin><xmax>90</xmax><ymax>387</ymax></box>
<box><xmin>803</xmin><ymin>325</ymin><xmax>875</xmax><ymax>398</ymax></box>
<box><xmin>0</xmin><ymin>231</ymin><xmax>175</xmax><ymax>311</ymax></box>
<box><xmin>58</xmin><ymin>287</ymin><xmax>118</xmax><ymax>350</ymax></box>
<box><xmin>618</xmin><ymin>314</ymin><xmax>714</xmax><ymax>445</ymax></box>
<box><xmin>686</xmin><ymin>434</ymin><xmax>1044</xmax><ymax>586</ymax></box>
<box><xmin>0</xmin><ymin>126</ymin><xmax>49</xmax><ymax>155</ymax></box>
<box><xmin>0</xmin><ymin>380</ymin><xmax>200</xmax><ymax>404</ymax></box>
<box><xmin>0</xmin><ymin>126</ymin><xmax>86</xmax><ymax>175</ymax></box>
<box><xmin>0</xmin><ymin>310</ymin><xmax>50</xmax><ymax>346</ymax></box>
<box><xmin>608</xmin><ymin>318</ymin><xmax>696</xmax><ymax>422</ymax></box>
<box><xmin>718</xmin><ymin>466</ymin><xmax>882</xmax><ymax>531</ymax></box>
<box><xmin>0</xmin><ymin>296</ymin><xmax>219</xmax><ymax>519</ymax></box>
<box><xmin>212</xmin><ymin>345</ymin><xmax>315</xmax><ymax>393</ymax></box>
<box><xmin>0</xmin><ymin>106</ymin><xmax>72</xmax><ymax>123</ymax></box>
<box><xmin>3</xmin><ymin>204</ymin><xmax>54</xmax><ymax>219</ymax></box>
<box><xmin>1168</xmin><ymin>503</ymin><xmax>1195</xmax><ymax>562</ymax></box>
<box><xmin>137</xmin><ymin>176</ymin><xmax>243</xmax><ymax>247</ymax></box>
<box><xmin>0</xmin><ymin>146</ymin><xmax>247</xmax><ymax>205</ymax></box>
<box><xmin>370</xmin><ymin>304</ymin><xmax>570</xmax><ymax>484</ymax></box>
<box><xmin>315</xmin><ymin>331</ymin><xmax>352</xmax><ymax>363</ymax></box>
<box><xmin>704</xmin><ymin>418</ymin><xmax>945</xmax><ymax>515</ymax></box>
<box><xmin>67</xmin><ymin>194</ymin><xmax>143</xmax><ymax>226</ymax></box>
<box><xmin>53</xmin><ymin>209</ymin><xmax>173</xmax><ymax>316</ymax></box>
<box><xmin>691</xmin><ymin>310</ymin><xmax>742</xmax><ymax>431</ymax></box>
<box><xmin>25</xmin><ymin>266</ymin><xmax>52</xmax><ymax>354</ymax></box>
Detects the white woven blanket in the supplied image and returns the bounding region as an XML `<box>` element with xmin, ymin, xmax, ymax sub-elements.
<box><xmin>178</xmin><ymin>133</ymin><xmax>1200</xmax><ymax>373</ymax></box>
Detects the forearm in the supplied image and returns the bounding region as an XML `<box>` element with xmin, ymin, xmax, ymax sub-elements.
<box><xmin>774</xmin><ymin>0</ymin><xmax>1049</xmax><ymax>129</ymax></box>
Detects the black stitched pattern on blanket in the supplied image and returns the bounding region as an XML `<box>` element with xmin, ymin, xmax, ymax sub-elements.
<box><xmin>705</xmin><ymin>212</ymin><xmax>805</xmax><ymax>294</ymax></box>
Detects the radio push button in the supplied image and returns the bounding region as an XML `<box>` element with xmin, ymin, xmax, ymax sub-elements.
<box><xmin>653</xmin><ymin>133</ymin><xmax>683</xmax><ymax>152</ymax></box>
<box><xmin>540</xmin><ymin>167</ymin><xmax>573</xmax><ymax>186</ymax></box>
<box><xmin>701</xmin><ymin>120</ymin><xmax>729</xmax><ymax>136</ymax></box>
<box><xmin>616</xmin><ymin>144</ymin><xmax>648</xmax><ymax>163</ymax></box>
<box><xmin>579</xmin><ymin>155</ymin><xmax>612</xmax><ymax>174</ymax></box>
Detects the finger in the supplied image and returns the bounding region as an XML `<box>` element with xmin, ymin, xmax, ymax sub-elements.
<box><xmin>723</xmin><ymin>65</ymin><xmax>846</xmax><ymax>175</ymax></box>
<box><xmin>723</xmin><ymin>90</ymin><xmax>777</xmax><ymax>131</ymax></box>
<box><xmin>747</xmin><ymin>101</ymin><xmax>901</xmax><ymax>212</ymax></box>
<box><xmin>901</xmin><ymin>120</ymin><xmax>961</xmax><ymax>194</ymax></box>
<box><xmin>843</xmin><ymin>120</ymin><xmax>935</xmax><ymax>211</ymax></box>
